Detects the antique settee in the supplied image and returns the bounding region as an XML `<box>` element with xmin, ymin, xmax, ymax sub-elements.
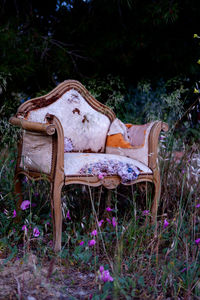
<box><xmin>9</xmin><ymin>80</ymin><xmax>168</xmax><ymax>251</ymax></box>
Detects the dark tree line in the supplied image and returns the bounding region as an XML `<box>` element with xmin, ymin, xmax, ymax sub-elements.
<box><xmin>0</xmin><ymin>0</ymin><xmax>200</xmax><ymax>115</ymax></box>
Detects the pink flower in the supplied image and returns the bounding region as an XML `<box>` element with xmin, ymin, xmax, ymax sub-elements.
<box><xmin>20</xmin><ymin>200</ymin><xmax>31</xmax><ymax>210</ymax></box>
<box><xmin>91</xmin><ymin>229</ymin><xmax>97</xmax><ymax>236</ymax></box>
<box><xmin>79</xmin><ymin>241</ymin><xmax>84</xmax><ymax>246</ymax></box>
<box><xmin>12</xmin><ymin>210</ymin><xmax>17</xmax><ymax>218</ymax></box>
<box><xmin>48</xmin><ymin>240</ymin><xmax>53</xmax><ymax>247</ymax></box>
<box><xmin>112</xmin><ymin>217</ymin><xmax>117</xmax><ymax>227</ymax></box>
<box><xmin>98</xmin><ymin>220</ymin><xmax>104</xmax><ymax>227</ymax></box>
<box><xmin>88</xmin><ymin>239</ymin><xmax>96</xmax><ymax>246</ymax></box>
<box><xmin>66</xmin><ymin>210</ymin><xmax>71</xmax><ymax>220</ymax></box>
<box><xmin>99</xmin><ymin>266</ymin><xmax>114</xmax><ymax>282</ymax></box>
<box><xmin>106</xmin><ymin>218</ymin><xmax>111</xmax><ymax>224</ymax></box>
<box><xmin>99</xmin><ymin>265</ymin><xmax>104</xmax><ymax>273</ymax></box>
<box><xmin>22</xmin><ymin>225</ymin><xmax>28</xmax><ymax>234</ymax></box>
<box><xmin>180</xmin><ymin>267</ymin><xmax>187</xmax><ymax>273</ymax></box>
<box><xmin>142</xmin><ymin>210</ymin><xmax>150</xmax><ymax>216</ymax></box>
<box><xmin>196</xmin><ymin>204</ymin><xmax>200</xmax><ymax>208</ymax></box>
<box><xmin>33</xmin><ymin>227</ymin><xmax>40</xmax><ymax>237</ymax></box>
<box><xmin>195</xmin><ymin>238</ymin><xmax>200</xmax><ymax>245</ymax></box>
<box><xmin>164</xmin><ymin>219</ymin><xmax>169</xmax><ymax>228</ymax></box>
<box><xmin>106</xmin><ymin>207</ymin><xmax>112</xmax><ymax>212</ymax></box>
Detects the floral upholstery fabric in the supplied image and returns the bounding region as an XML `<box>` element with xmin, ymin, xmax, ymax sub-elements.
<box><xmin>64</xmin><ymin>153</ymin><xmax>152</xmax><ymax>182</ymax></box>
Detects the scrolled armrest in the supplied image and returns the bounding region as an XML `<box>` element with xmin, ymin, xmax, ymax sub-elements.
<box><xmin>148</xmin><ymin>121</ymin><xmax>169</xmax><ymax>170</ymax></box>
<box><xmin>9</xmin><ymin>116</ymin><xmax>56</xmax><ymax>135</ymax></box>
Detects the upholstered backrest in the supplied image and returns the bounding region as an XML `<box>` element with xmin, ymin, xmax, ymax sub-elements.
<box><xmin>17</xmin><ymin>81</ymin><xmax>115</xmax><ymax>154</ymax></box>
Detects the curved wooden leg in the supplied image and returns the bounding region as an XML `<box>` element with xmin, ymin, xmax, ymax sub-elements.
<box><xmin>51</xmin><ymin>181</ymin><xmax>63</xmax><ymax>252</ymax></box>
<box><xmin>14</xmin><ymin>174</ymin><xmax>23</xmax><ymax>210</ymax></box>
<box><xmin>151</xmin><ymin>173</ymin><xmax>161</xmax><ymax>224</ymax></box>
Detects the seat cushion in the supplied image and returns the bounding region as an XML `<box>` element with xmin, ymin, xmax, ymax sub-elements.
<box><xmin>64</xmin><ymin>153</ymin><xmax>152</xmax><ymax>183</ymax></box>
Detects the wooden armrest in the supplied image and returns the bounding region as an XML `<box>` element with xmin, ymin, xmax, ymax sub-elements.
<box><xmin>148</xmin><ymin>121</ymin><xmax>169</xmax><ymax>170</ymax></box>
<box><xmin>9</xmin><ymin>117</ymin><xmax>56</xmax><ymax>135</ymax></box>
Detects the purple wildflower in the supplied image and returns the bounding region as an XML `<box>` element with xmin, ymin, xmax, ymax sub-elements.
<box><xmin>106</xmin><ymin>207</ymin><xmax>112</xmax><ymax>212</ymax></box>
<box><xmin>112</xmin><ymin>217</ymin><xmax>117</xmax><ymax>227</ymax></box>
<box><xmin>79</xmin><ymin>241</ymin><xmax>84</xmax><ymax>246</ymax></box>
<box><xmin>180</xmin><ymin>267</ymin><xmax>187</xmax><ymax>273</ymax></box>
<box><xmin>20</xmin><ymin>200</ymin><xmax>31</xmax><ymax>210</ymax></box>
<box><xmin>33</xmin><ymin>227</ymin><xmax>40</xmax><ymax>237</ymax></box>
<box><xmin>195</xmin><ymin>238</ymin><xmax>200</xmax><ymax>245</ymax></box>
<box><xmin>22</xmin><ymin>225</ymin><xmax>28</xmax><ymax>234</ymax></box>
<box><xmin>66</xmin><ymin>210</ymin><xmax>71</xmax><ymax>220</ymax></box>
<box><xmin>98</xmin><ymin>220</ymin><xmax>104</xmax><ymax>227</ymax></box>
<box><xmin>88</xmin><ymin>239</ymin><xmax>96</xmax><ymax>247</ymax></box>
<box><xmin>142</xmin><ymin>210</ymin><xmax>150</xmax><ymax>216</ymax></box>
<box><xmin>106</xmin><ymin>218</ymin><xmax>111</xmax><ymax>224</ymax></box>
<box><xmin>196</xmin><ymin>204</ymin><xmax>200</xmax><ymax>208</ymax></box>
<box><xmin>12</xmin><ymin>210</ymin><xmax>17</xmax><ymax>218</ymax></box>
<box><xmin>91</xmin><ymin>229</ymin><xmax>97</xmax><ymax>236</ymax></box>
<box><xmin>164</xmin><ymin>219</ymin><xmax>169</xmax><ymax>228</ymax></box>
<box><xmin>99</xmin><ymin>266</ymin><xmax>113</xmax><ymax>283</ymax></box>
<box><xmin>99</xmin><ymin>266</ymin><xmax>104</xmax><ymax>273</ymax></box>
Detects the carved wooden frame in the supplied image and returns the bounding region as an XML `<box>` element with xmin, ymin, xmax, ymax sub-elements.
<box><xmin>9</xmin><ymin>80</ymin><xmax>168</xmax><ymax>252</ymax></box>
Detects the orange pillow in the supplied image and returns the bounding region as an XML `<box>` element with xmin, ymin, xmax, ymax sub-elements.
<box><xmin>106</xmin><ymin>133</ymin><xmax>133</xmax><ymax>149</ymax></box>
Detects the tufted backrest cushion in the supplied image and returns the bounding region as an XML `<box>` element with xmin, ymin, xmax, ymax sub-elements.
<box><xmin>24</xmin><ymin>89</ymin><xmax>111</xmax><ymax>153</ymax></box>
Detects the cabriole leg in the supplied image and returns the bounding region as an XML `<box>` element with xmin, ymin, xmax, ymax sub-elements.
<box><xmin>51</xmin><ymin>181</ymin><xmax>63</xmax><ymax>252</ymax></box>
<box><xmin>151</xmin><ymin>176</ymin><xmax>161</xmax><ymax>224</ymax></box>
<box><xmin>14</xmin><ymin>174</ymin><xmax>23</xmax><ymax>210</ymax></box>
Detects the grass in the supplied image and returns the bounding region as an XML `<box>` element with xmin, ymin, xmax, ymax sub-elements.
<box><xmin>0</xmin><ymin>118</ymin><xmax>200</xmax><ymax>299</ymax></box>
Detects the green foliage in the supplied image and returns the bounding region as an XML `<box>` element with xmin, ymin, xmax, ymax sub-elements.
<box><xmin>122</xmin><ymin>78</ymin><xmax>188</xmax><ymax>125</ymax></box>
<box><xmin>85</xmin><ymin>74</ymin><xmax>126</xmax><ymax>114</ymax></box>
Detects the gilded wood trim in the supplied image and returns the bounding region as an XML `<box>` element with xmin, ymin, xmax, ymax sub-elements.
<box><xmin>65</xmin><ymin>173</ymin><xmax>154</xmax><ymax>189</ymax></box>
<box><xmin>16</xmin><ymin>80</ymin><xmax>116</xmax><ymax>122</ymax></box>
<box><xmin>148</xmin><ymin>121</ymin><xmax>169</xmax><ymax>170</ymax></box>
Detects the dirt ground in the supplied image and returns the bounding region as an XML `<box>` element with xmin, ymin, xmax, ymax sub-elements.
<box><xmin>0</xmin><ymin>254</ymin><xmax>98</xmax><ymax>300</ymax></box>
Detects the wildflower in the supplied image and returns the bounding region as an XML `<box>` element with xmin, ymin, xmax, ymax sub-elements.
<box><xmin>196</xmin><ymin>204</ymin><xmax>200</xmax><ymax>208</ymax></box>
<box><xmin>66</xmin><ymin>210</ymin><xmax>71</xmax><ymax>220</ymax></box>
<box><xmin>48</xmin><ymin>240</ymin><xmax>53</xmax><ymax>247</ymax></box>
<box><xmin>197</xmin><ymin>59</ymin><xmax>200</xmax><ymax>64</ymax></box>
<box><xmin>12</xmin><ymin>210</ymin><xmax>17</xmax><ymax>218</ymax></box>
<box><xmin>88</xmin><ymin>239</ymin><xmax>96</xmax><ymax>246</ymax></box>
<box><xmin>79</xmin><ymin>241</ymin><xmax>84</xmax><ymax>246</ymax></box>
<box><xmin>106</xmin><ymin>218</ymin><xmax>111</xmax><ymax>224</ymax></box>
<box><xmin>112</xmin><ymin>217</ymin><xmax>117</xmax><ymax>227</ymax></box>
<box><xmin>20</xmin><ymin>200</ymin><xmax>31</xmax><ymax>210</ymax></box>
<box><xmin>193</xmin><ymin>33</ymin><xmax>199</xmax><ymax>38</ymax></box>
<box><xmin>180</xmin><ymin>267</ymin><xmax>187</xmax><ymax>273</ymax></box>
<box><xmin>22</xmin><ymin>225</ymin><xmax>28</xmax><ymax>234</ymax></box>
<box><xmin>99</xmin><ymin>265</ymin><xmax>104</xmax><ymax>273</ymax></box>
<box><xmin>194</xmin><ymin>88</ymin><xmax>200</xmax><ymax>94</ymax></box>
<box><xmin>33</xmin><ymin>227</ymin><xmax>40</xmax><ymax>237</ymax></box>
<box><xmin>98</xmin><ymin>219</ymin><xmax>104</xmax><ymax>227</ymax></box>
<box><xmin>164</xmin><ymin>219</ymin><xmax>169</xmax><ymax>228</ymax></box>
<box><xmin>195</xmin><ymin>238</ymin><xmax>200</xmax><ymax>245</ymax></box>
<box><xmin>91</xmin><ymin>229</ymin><xmax>97</xmax><ymax>236</ymax></box>
<box><xmin>99</xmin><ymin>266</ymin><xmax>114</xmax><ymax>282</ymax></box>
<box><xmin>106</xmin><ymin>207</ymin><xmax>112</xmax><ymax>212</ymax></box>
<box><xmin>142</xmin><ymin>210</ymin><xmax>150</xmax><ymax>216</ymax></box>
